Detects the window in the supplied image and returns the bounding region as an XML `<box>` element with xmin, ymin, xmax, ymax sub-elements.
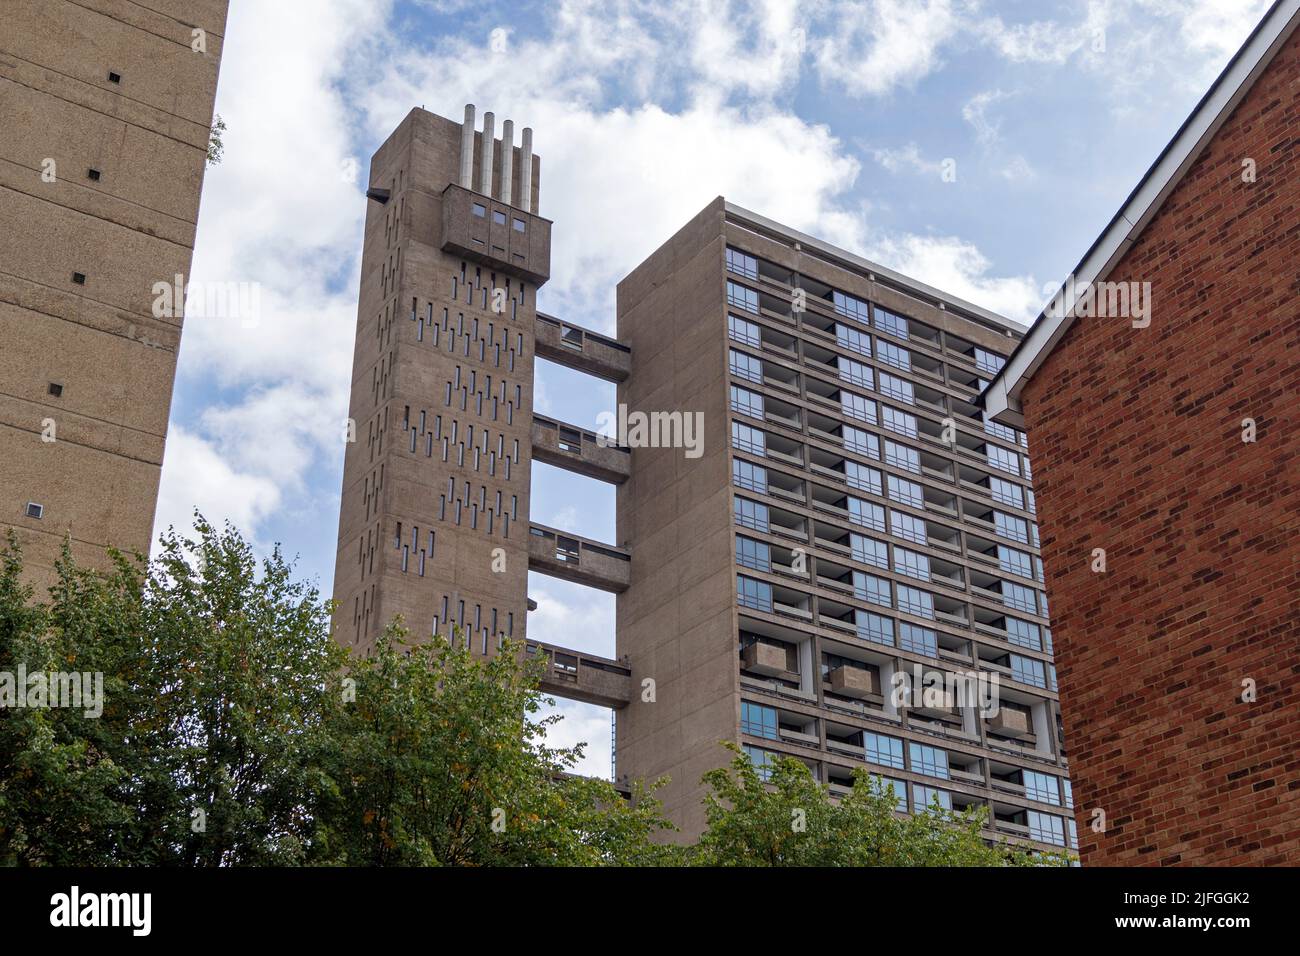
<box><xmin>731</xmin><ymin>421</ymin><xmax>766</xmax><ymax>455</ymax></box>
<box><xmin>1063</xmin><ymin>780</ymin><xmax>1074</xmax><ymax>809</ymax></box>
<box><xmin>72</xmin><ymin>272</ymin><xmax>86</xmax><ymax>285</ymax></box>
<box><xmin>881</xmin><ymin>405</ymin><xmax>918</xmax><ymax>438</ymax></box>
<box><xmin>994</xmin><ymin>511</ymin><xmax>1029</xmax><ymax>544</ymax></box>
<box><xmin>896</xmin><ymin>584</ymin><xmax>934</xmax><ymax>619</ymax></box>
<box><xmin>1026</xmin><ymin>489</ymin><xmax>1037</xmax><ymax>514</ymax></box>
<box><xmin>730</xmin><ymin>385</ymin><xmax>764</xmax><ymax>419</ymax></box>
<box><xmin>878</xmin><ymin>340</ymin><xmax>911</xmax><ymax>371</ymax></box>
<box><xmin>997</xmin><ymin>545</ymin><xmax>1033</xmax><ymax>579</ymax></box>
<box><xmin>737</xmin><ymin>575</ymin><xmax>773</xmax><ymax>612</ymax></box>
<box><xmin>1003</xmin><ymin>613</ymin><xmax>1045</xmax><ymax>650</ymax></box>
<box><xmin>47</xmin><ymin>383</ymin><xmax>64</xmax><ymax>398</ymax></box>
<box><xmin>847</xmin><ymin>497</ymin><xmax>886</xmax><ymax>532</ymax></box>
<box><xmin>836</xmin><ymin>323</ymin><xmax>872</xmax><ymax>356</ymax></box>
<box><xmin>24</xmin><ymin>502</ymin><xmax>44</xmax><ymax>520</ymax></box>
<box><xmin>741</xmin><ymin>701</ymin><xmax>779</xmax><ymax>739</ymax></box>
<box><xmin>865</xmin><ymin>732</ymin><xmax>905</xmax><ymax>770</ymax></box>
<box><xmin>854</xmin><ymin>572</ymin><xmax>892</xmax><ymax>607</ymax></box>
<box><xmin>851</xmin><ymin>534</ymin><xmax>889</xmax><ymax>570</ymax></box>
<box><xmin>727</xmin><ymin>280</ymin><xmax>759</xmax><ymax>313</ymax></box>
<box><xmin>990</xmin><ymin>476</ymin><xmax>1024</xmax><ymax>509</ymax></box>
<box><xmin>728</xmin><ymin>313</ymin><xmax>761</xmax><ymax>347</ymax></box>
<box><xmin>912</xmin><ymin>784</ymin><xmax>952</xmax><ymax>814</ymax></box>
<box><xmin>884</xmin><ymin>440</ymin><xmax>920</xmax><ymax>473</ymax></box>
<box><xmin>1028</xmin><ymin>811</ymin><xmax>1066</xmax><ymax>846</ymax></box>
<box><xmin>1023</xmin><ymin>771</ymin><xmax>1061</xmax><ymax>805</ymax></box>
<box><xmin>107</xmin><ymin>71</ymin><xmax>122</xmax><ymax>84</ymax></box>
<box><xmin>899</xmin><ymin>623</ymin><xmax>937</xmax><ymax>657</ymax></box>
<box><xmin>839</xmin><ymin>358</ymin><xmax>874</xmax><ymax>389</ymax></box>
<box><xmin>857</xmin><ymin>610</ymin><xmax>894</xmax><ymax>646</ymax></box>
<box><xmin>492</xmin><ymin>210</ymin><xmax>507</xmax><ymax>225</ymax></box>
<box><xmin>729</xmin><ymin>348</ymin><xmax>763</xmax><ymax>383</ymax></box>
<box><xmin>735</xmin><ymin>537</ymin><xmax>770</xmax><ymax>572</ymax></box>
<box><xmin>887</xmin><ymin>474</ymin><xmax>924</xmax><ymax>508</ymax></box>
<box><xmin>734</xmin><ymin>497</ymin><xmax>769</xmax><ymax>532</ymax></box>
<box><xmin>879</xmin><ymin>371</ymin><xmax>914</xmax><ymax>405</ymax></box>
<box><xmin>512</xmin><ymin>218</ymin><xmax>526</xmax><ymax>233</ymax></box>
<box><xmin>841</xmin><ymin>392</ymin><xmax>877</xmax><ymax>424</ymax></box>
<box><xmin>743</xmin><ymin>745</ymin><xmax>777</xmax><ymax>781</ymax></box>
<box><xmin>732</xmin><ymin>459</ymin><xmax>767</xmax><ymax>493</ymax></box>
<box><xmin>874</xmin><ymin>775</ymin><xmax>909</xmax><ymax>812</ymax></box>
<box><xmin>909</xmin><ymin>742</ymin><xmax>950</xmax><ymax>779</ymax></box>
<box><xmin>984</xmin><ymin>417</ymin><xmax>1018</xmax><ymax>443</ymax></box>
<box><xmin>726</xmin><ymin>247</ymin><xmax>758</xmax><ymax>280</ymax></box>
<box><xmin>986</xmin><ymin>444</ymin><xmax>1021</xmax><ymax>476</ymax></box>
<box><xmin>845</xmin><ymin>460</ymin><xmax>882</xmax><ymax>494</ymax></box>
<box><xmin>974</xmin><ymin>348</ymin><xmax>1006</xmax><ymax>376</ymax></box>
<box><xmin>87</xmin><ymin>168</ymin><xmax>102</xmax><ymax>182</ymax></box>
<box><xmin>890</xmin><ymin>511</ymin><xmax>927</xmax><ymax>545</ymax></box>
<box><xmin>875</xmin><ymin>307</ymin><xmax>908</xmax><ymax>339</ymax></box>
<box><xmin>844</xmin><ymin>431</ymin><xmax>880</xmax><ymax>464</ymax></box>
<box><xmin>833</xmin><ymin>290</ymin><xmax>870</xmax><ymax>323</ymax></box>
<box><xmin>1010</xmin><ymin>654</ymin><xmax>1047</xmax><ymax>688</ymax></box>
<box><xmin>471</xmin><ymin>202</ymin><xmax>486</xmax><ymax>217</ymax></box>
<box><xmin>1002</xmin><ymin>583</ymin><xmax>1039</xmax><ymax>617</ymax></box>
<box><xmin>893</xmin><ymin>547</ymin><xmax>930</xmax><ymax>582</ymax></box>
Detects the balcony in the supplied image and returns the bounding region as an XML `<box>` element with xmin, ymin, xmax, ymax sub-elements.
<box><xmin>828</xmin><ymin>664</ymin><xmax>880</xmax><ymax>699</ymax></box>
<box><xmin>440</xmin><ymin>183</ymin><xmax>551</xmax><ymax>284</ymax></box>
<box><xmin>534</xmin><ymin>313</ymin><xmax>630</xmax><ymax>382</ymax></box>
<box><xmin>532</xmin><ymin>414</ymin><xmax>631</xmax><ymax>484</ymax></box>
<box><xmin>527</xmin><ymin>524</ymin><xmax>630</xmax><ymax>592</ymax></box>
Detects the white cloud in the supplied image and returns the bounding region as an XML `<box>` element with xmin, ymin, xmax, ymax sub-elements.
<box><xmin>811</xmin><ymin>0</ymin><xmax>964</xmax><ymax>97</ymax></box>
<box><xmin>863</xmin><ymin>233</ymin><xmax>1040</xmax><ymax>323</ymax></box>
<box><xmin>871</xmin><ymin>142</ymin><xmax>950</xmax><ymax>178</ymax></box>
<box><xmin>154</xmin><ymin>427</ymin><xmax>282</xmax><ymax>542</ymax></box>
<box><xmin>962</xmin><ymin>89</ymin><xmax>1012</xmax><ymax>146</ymax></box>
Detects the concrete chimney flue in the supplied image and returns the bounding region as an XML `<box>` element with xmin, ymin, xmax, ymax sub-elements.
<box><xmin>520</xmin><ymin>127</ymin><xmax>534</xmax><ymax>213</ymax></box>
<box><xmin>501</xmin><ymin>119</ymin><xmax>515</xmax><ymax>207</ymax></box>
<box><xmin>459</xmin><ymin>104</ymin><xmax>475</xmax><ymax>189</ymax></box>
<box><xmin>480</xmin><ymin>111</ymin><xmax>495</xmax><ymax>199</ymax></box>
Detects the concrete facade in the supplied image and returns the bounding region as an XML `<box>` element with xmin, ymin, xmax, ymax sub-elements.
<box><xmin>998</xmin><ymin>21</ymin><xmax>1300</xmax><ymax>865</ymax></box>
<box><xmin>336</xmin><ymin>108</ymin><xmax>1074</xmax><ymax>853</ymax></box>
<box><xmin>0</xmin><ymin>0</ymin><xmax>229</xmax><ymax>586</ymax></box>
<box><xmin>613</xmin><ymin>199</ymin><xmax>1076</xmax><ymax>849</ymax></box>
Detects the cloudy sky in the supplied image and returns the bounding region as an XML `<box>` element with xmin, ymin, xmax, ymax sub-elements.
<box><xmin>157</xmin><ymin>0</ymin><xmax>1273</xmax><ymax>775</ymax></box>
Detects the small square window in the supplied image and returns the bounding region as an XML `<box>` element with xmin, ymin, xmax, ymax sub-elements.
<box><xmin>72</xmin><ymin>272</ymin><xmax>86</xmax><ymax>285</ymax></box>
<box><xmin>492</xmin><ymin>210</ymin><xmax>506</xmax><ymax>225</ymax></box>
<box><xmin>48</xmin><ymin>383</ymin><xmax>63</xmax><ymax>397</ymax></box>
<box><xmin>512</xmin><ymin>218</ymin><xmax>526</xmax><ymax>233</ymax></box>
<box><xmin>25</xmin><ymin>502</ymin><xmax>44</xmax><ymax>520</ymax></box>
<box><xmin>87</xmin><ymin>168</ymin><xmax>102</xmax><ymax>181</ymax></box>
<box><xmin>471</xmin><ymin>202</ymin><xmax>486</xmax><ymax>217</ymax></box>
<box><xmin>107</xmin><ymin>71</ymin><xmax>121</xmax><ymax>84</ymax></box>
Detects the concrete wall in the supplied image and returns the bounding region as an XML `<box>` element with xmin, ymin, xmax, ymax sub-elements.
<box><xmin>0</xmin><ymin>0</ymin><xmax>229</xmax><ymax>587</ymax></box>
<box><xmin>615</xmin><ymin>197</ymin><xmax>738</xmax><ymax>840</ymax></box>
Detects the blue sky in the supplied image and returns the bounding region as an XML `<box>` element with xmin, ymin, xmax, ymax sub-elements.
<box><xmin>156</xmin><ymin>0</ymin><xmax>1272</xmax><ymax>773</ymax></box>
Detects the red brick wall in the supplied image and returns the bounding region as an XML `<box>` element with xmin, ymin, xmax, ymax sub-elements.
<box><xmin>1022</xmin><ymin>27</ymin><xmax>1300</xmax><ymax>865</ymax></box>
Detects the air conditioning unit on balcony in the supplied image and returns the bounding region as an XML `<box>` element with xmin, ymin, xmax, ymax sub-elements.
<box><xmin>741</xmin><ymin>641</ymin><xmax>788</xmax><ymax>676</ymax></box>
<box><xmin>988</xmin><ymin>704</ymin><xmax>1035</xmax><ymax>740</ymax></box>
<box><xmin>828</xmin><ymin>664</ymin><xmax>879</xmax><ymax>699</ymax></box>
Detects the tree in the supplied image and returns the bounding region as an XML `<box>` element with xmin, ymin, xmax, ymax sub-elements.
<box><xmin>692</xmin><ymin>744</ymin><xmax>1067</xmax><ymax>867</ymax></box>
<box><xmin>0</xmin><ymin>520</ymin><xmax>346</xmax><ymax>865</ymax></box>
<box><xmin>311</xmin><ymin>626</ymin><xmax>675</xmax><ymax>866</ymax></box>
<box><xmin>207</xmin><ymin>115</ymin><xmax>226</xmax><ymax>166</ymax></box>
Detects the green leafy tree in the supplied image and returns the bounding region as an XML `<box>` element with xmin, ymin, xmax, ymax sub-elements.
<box><xmin>206</xmin><ymin>114</ymin><xmax>226</xmax><ymax>166</ymax></box>
<box><xmin>311</xmin><ymin>626</ymin><xmax>675</xmax><ymax>866</ymax></box>
<box><xmin>692</xmin><ymin>744</ymin><xmax>1068</xmax><ymax>867</ymax></box>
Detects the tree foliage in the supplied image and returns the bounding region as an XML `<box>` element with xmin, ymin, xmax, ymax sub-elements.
<box><xmin>1</xmin><ymin>521</ymin><xmax>1068</xmax><ymax>867</ymax></box>
<box><xmin>692</xmin><ymin>744</ymin><xmax>1065</xmax><ymax>867</ymax></box>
